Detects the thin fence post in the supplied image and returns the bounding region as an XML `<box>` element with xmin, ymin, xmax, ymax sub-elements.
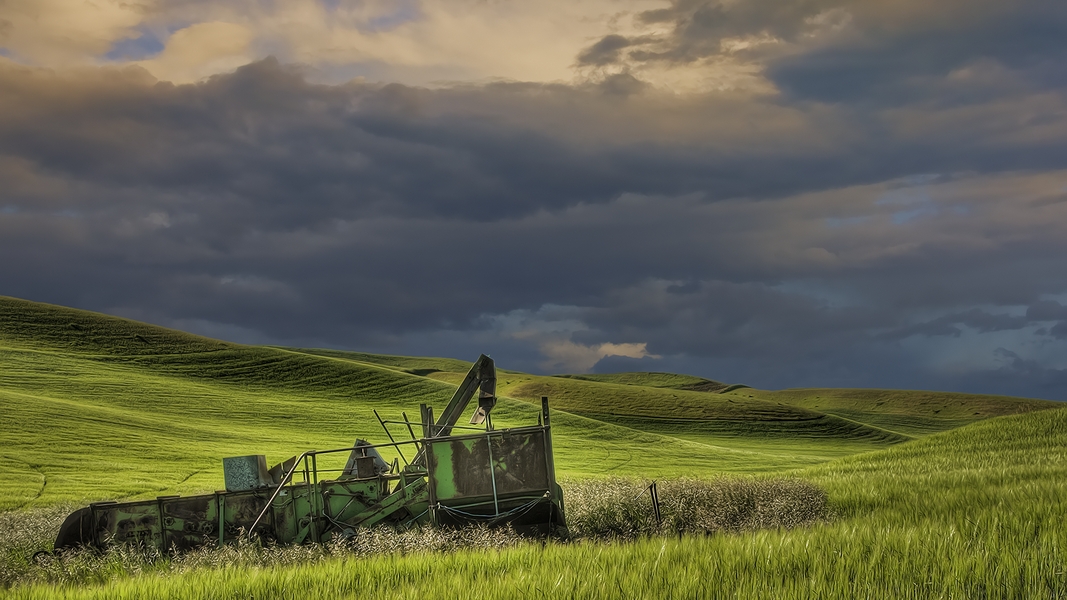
<box><xmin>650</xmin><ymin>481</ymin><xmax>662</xmax><ymax>527</ymax></box>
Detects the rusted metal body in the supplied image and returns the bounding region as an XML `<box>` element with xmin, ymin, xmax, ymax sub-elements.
<box><xmin>53</xmin><ymin>355</ymin><xmax>566</xmax><ymax>552</ymax></box>
<box><xmin>425</xmin><ymin>399</ymin><xmax>561</xmax><ymax>530</ymax></box>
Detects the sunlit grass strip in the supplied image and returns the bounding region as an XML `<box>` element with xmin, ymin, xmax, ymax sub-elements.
<box><xmin>5</xmin><ymin>518</ymin><xmax>1064</xmax><ymax>600</ymax></box>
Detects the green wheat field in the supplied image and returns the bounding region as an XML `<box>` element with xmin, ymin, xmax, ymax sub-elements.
<box><xmin>0</xmin><ymin>295</ymin><xmax>1064</xmax><ymax>598</ymax></box>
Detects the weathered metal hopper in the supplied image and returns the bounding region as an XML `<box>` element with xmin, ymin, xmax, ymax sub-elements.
<box><xmin>54</xmin><ymin>355</ymin><xmax>566</xmax><ymax>551</ymax></box>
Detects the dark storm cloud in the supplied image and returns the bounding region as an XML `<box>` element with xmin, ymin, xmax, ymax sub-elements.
<box><xmin>767</xmin><ymin>11</ymin><xmax>1067</xmax><ymax>105</ymax></box>
<box><xmin>633</xmin><ymin>0</ymin><xmax>837</xmax><ymax>62</ymax></box>
<box><xmin>591</xmin><ymin>0</ymin><xmax>1067</xmax><ymax>106</ymax></box>
<box><xmin>4</xmin><ymin>57</ymin><xmax>1065</xmax><ymax>230</ymax></box>
<box><xmin>573</xmin><ymin>279</ymin><xmax>882</xmax><ymax>359</ymax></box>
<box><xmin>882</xmin><ymin>309</ymin><xmax>1030</xmax><ymax>340</ymax></box>
<box><xmin>3</xmin><ymin>0</ymin><xmax>1067</xmax><ymax>399</ymax></box>
<box><xmin>2</xmin><ymin>60</ymin><xmax>724</xmax><ymax>223</ymax></box>
<box><xmin>1027</xmin><ymin>300</ymin><xmax>1067</xmax><ymax>321</ymax></box>
<box><xmin>575</xmin><ymin>279</ymin><xmax>1067</xmax><ymax>396</ymax></box>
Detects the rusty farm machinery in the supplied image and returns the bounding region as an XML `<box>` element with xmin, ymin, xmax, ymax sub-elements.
<box><xmin>53</xmin><ymin>355</ymin><xmax>567</xmax><ymax>551</ymax></box>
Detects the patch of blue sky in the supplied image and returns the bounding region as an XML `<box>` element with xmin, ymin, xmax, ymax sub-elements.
<box><xmin>1</xmin><ymin>206</ymin><xmax>19</xmax><ymax>214</ymax></box>
<box><xmin>875</xmin><ymin>191</ymin><xmax>929</xmax><ymax>222</ymax></box>
<box><xmin>876</xmin><ymin>172</ymin><xmax>942</xmax><ymax>201</ymax></box>
<box><xmin>869</xmin><ymin>304</ymin><xmax>1030</xmax><ymax>347</ymax></box>
<box><xmin>481</xmin><ymin>304</ymin><xmax>588</xmax><ymax>335</ymax></box>
<box><xmin>318</xmin><ymin>0</ymin><xmax>422</xmax><ymax>28</ymax></box>
<box><xmin>321</xmin><ymin>0</ymin><xmax>421</xmax><ymax>32</ymax></box>
<box><xmin>1010</xmin><ymin>328</ymin><xmax>1067</xmax><ymax>368</ymax></box>
<box><xmin>769</xmin><ymin>280</ymin><xmax>858</xmax><ymax>309</ymax></box>
<box><xmin>875</xmin><ymin>186</ymin><xmax>932</xmax><ymax>206</ymax></box>
<box><xmin>872</xmin><ymin>173</ymin><xmax>962</xmax><ymax>224</ymax></box>
<box><xmin>902</xmin><ymin>303</ymin><xmax>1030</xmax><ymax>325</ymax></box>
<box><xmin>0</xmin><ymin>48</ymin><xmax>12</xmax><ymax>58</ymax></box>
<box><xmin>998</xmin><ymin>303</ymin><xmax>1031</xmax><ymax>318</ymax></box>
<box><xmin>891</xmin><ymin>205</ymin><xmax>939</xmax><ymax>224</ymax></box>
<box><xmin>895</xmin><ymin>173</ymin><xmax>942</xmax><ymax>187</ymax></box>
<box><xmin>1043</xmin><ymin>292</ymin><xmax>1067</xmax><ymax>304</ymax></box>
<box><xmin>898</xmin><ymin>324</ymin><xmax>1057</xmax><ymax>372</ymax></box>
<box><xmin>366</xmin><ymin>0</ymin><xmax>421</xmax><ymax>31</ymax></box>
<box><xmin>823</xmin><ymin>215</ymin><xmax>871</xmax><ymax>228</ymax></box>
<box><xmin>103</xmin><ymin>26</ymin><xmax>165</xmax><ymax>61</ymax></box>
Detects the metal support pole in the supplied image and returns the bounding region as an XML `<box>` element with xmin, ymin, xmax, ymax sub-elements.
<box><xmin>157</xmin><ymin>498</ymin><xmax>167</xmax><ymax>550</ymax></box>
<box><xmin>420</xmin><ymin>404</ymin><xmax>436</xmax><ymax>438</ymax></box>
<box><xmin>541</xmin><ymin>396</ymin><xmax>557</xmax><ymax>498</ymax></box>
<box><xmin>304</xmin><ymin>454</ymin><xmax>320</xmax><ymax>544</ymax></box>
<box><xmin>401</xmin><ymin>411</ymin><xmax>421</xmax><ymax>451</ymax></box>
<box><xmin>424</xmin><ymin>437</ymin><xmax>438</xmax><ymax>526</ymax></box>
<box><xmin>374</xmin><ymin>409</ymin><xmax>408</xmax><ymax>465</ymax></box>
<box><xmin>486</xmin><ymin>435</ymin><xmax>500</xmax><ymax>516</ymax></box>
<box><xmin>649</xmin><ymin>481</ymin><xmax>662</xmax><ymax>525</ymax></box>
<box><xmin>217</xmin><ymin>493</ymin><xmax>226</xmax><ymax>545</ymax></box>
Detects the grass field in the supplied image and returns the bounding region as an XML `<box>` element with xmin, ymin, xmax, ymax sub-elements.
<box><xmin>0</xmin><ymin>295</ymin><xmax>1064</xmax><ymax>598</ymax></box>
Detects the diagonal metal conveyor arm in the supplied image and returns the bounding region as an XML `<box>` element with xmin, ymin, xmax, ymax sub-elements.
<box><xmin>433</xmin><ymin>353</ymin><xmax>495</xmax><ymax>435</ymax></box>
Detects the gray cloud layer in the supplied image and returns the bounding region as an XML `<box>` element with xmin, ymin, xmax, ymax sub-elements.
<box><xmin>3</xmin><ymin>0</ymin><xmax>1067</xmax><ymax>399</ymax></box>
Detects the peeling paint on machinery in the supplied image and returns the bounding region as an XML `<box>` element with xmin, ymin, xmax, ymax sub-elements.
<box><xmin>53</xmin><ymin>355</ymin><xmax>567</xmax><ymax>551</ymax></box>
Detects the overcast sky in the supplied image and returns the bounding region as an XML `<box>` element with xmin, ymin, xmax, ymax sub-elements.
<box><xmin>2</xmin><ymin>0</ymin><xmax>1067</xmax><ymax>399</ymax></box>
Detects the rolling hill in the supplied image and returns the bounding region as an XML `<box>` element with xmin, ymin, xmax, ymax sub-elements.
<box><xmin>6</xmin><ymin>382</ymin><xmax>1066</xmax><ymax>599</ymax></box>
<box><xmin>0</xmin><ymin>295</ymin><xmax>1056</xmax><ymax>511</ymax></box>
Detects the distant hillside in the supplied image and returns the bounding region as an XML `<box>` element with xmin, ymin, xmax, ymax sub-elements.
<box><xmin>0</xmin><ymin>296</ymin><xmax>231</xmax><ymax>355</ymax></box>
<box><xmin>554</xmin><ymin>372</ymin><xmax>743</xmax><ymax>393</ymax></box>
<box><xmin>287</xmin><ymin>348</ymin><xmax>475</xmax><ymax>376</ymax></box>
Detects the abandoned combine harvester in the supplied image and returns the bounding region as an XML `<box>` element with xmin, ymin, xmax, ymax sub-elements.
<box><xmin>54</xmin><ymin>355</ymin><xmax>566</xmax><ymax>551</ymax></box>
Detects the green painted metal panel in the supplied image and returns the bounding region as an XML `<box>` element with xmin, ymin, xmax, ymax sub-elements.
<box><xmin>429</xmin><ymin>429</ymin><xmax>552</xmax><ymax>503</ymax></box>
